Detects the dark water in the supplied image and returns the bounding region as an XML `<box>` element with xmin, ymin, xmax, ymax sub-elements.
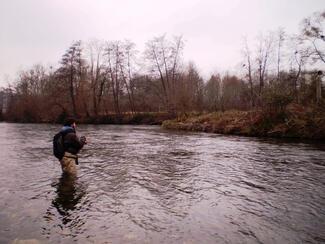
<box><xmin>0</xmin><ymin>123</ymin><xmax>325</xmax><ymax>244</ymax></box>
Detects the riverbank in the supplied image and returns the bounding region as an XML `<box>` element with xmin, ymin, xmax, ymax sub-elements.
<box><xmin>3</xmin><ymin>104</ymin><xmax>325</xmax><ymax>140</ymax></box>
<box><xmin>1</xmin><ymin>112</ymin><xmax>175</xmax><ymax>125</ymax></box>
<box><xmin>162</xmin><ymin>104</ymin><xmax>325</xmax><ymax>140</ymax></box>
<box><xmin>79</xmin><ymin>112</ymin><xmax>175</xmax><ymax>125</ymax></box>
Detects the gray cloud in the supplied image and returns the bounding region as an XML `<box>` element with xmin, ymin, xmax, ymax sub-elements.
<box><xmin>0</xmin><ymin>0</ymin><xmax>324</xmax><ymax>86</ymax></box>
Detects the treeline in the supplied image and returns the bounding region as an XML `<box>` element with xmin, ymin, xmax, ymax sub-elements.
<box><xmin>1</xmin><ymin>10</ymin><xmax>324</xmax><ymax>123</ymax></box>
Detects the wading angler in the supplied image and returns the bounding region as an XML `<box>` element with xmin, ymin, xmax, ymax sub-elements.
<box><xmin>53</xmin><ymin>118</ymin><xmax>87</xmax><ymax>174</ymax></box>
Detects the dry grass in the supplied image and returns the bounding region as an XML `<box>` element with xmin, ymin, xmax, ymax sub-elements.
<box><xmin>162</xmin><ymin>104</ymin><xmax>325</xmax><ymax>140</ymax></box>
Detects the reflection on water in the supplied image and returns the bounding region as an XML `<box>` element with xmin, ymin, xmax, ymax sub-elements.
<box><xmin>42</xmin><ymin>174</ymin><xmax>87</xmax><ymax>242</ymax></box>
<box><xmin>0</xmin><ymin>123</ymin><xmax>325</xmax><ymax>244</ymax></box>
<box><xmin>52</xmin><ymin>174</ymin><xmax>84</xmax><ymax>219</ymax></box>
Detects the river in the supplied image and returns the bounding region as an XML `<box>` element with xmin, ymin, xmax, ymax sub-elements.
<box><xmin>0</xmin><ymin>123</ymin><xmax>325</xmax><ymax>244</ymax></box>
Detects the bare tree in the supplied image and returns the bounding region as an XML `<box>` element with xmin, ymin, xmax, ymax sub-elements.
<box><xmin>57</xmin><ymin>41</ymin><xmax>85</xmax><ymax>116</ymax></box>
<box><xmin>104</xmin><ymin>41</ymin><xmax>125</xmax><ymax>115</ymax></box>
<box><xmin>256</xmin><ymin>33</ymin><xmax>274</xmax><ymax>96</ymax></box>
<box><xmin>293</xmin><ymin>49</ymin><xmax>310</xmax><ymax>101</ymax></box>
<box><xmin>300</xmin><ymin>10</ymin><xmax>325</xmax><ymax>102</ymax></box>
<box><xmin>144</xmin><ymin>35</ymin><xmax>184</xmax><ymax>113</ymax></box>
<box><xmin>87</xmin><ymin>40</ymin><xmax>110</xmax><ymax>116</ymax></box>
<box><xmin>276</xmin><ymin>28</ymin><xmax>286</xmax><ymax>80</ymax></box>
<box><xmin>301</xmin><ymin>10</ymin><xmax>325</xmax><ymax>64</ymax></box>
<box><xmin>221</xmin><ymin>74</ymin><xmax>247</xmax><ymax>110</ymax></box>
<box><xmin>242</xmin><ymin>38</ymin><xmax>255</xmax><ymax>108</ymax></box>
<box><xmin>118</xmin><ymin>40</ymin><xmax>137</xmax><ymax>114</ymax></box>
<box><xmin>204</xmin><ymin>74</ymin><xmax>221</xmax><ymax>111</ymax></box>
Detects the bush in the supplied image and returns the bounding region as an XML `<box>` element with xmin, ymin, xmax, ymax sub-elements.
<box><xmin>262</xmin><ymin>86</ymin><xmax>293</xmax><ymax>112</ymax></box>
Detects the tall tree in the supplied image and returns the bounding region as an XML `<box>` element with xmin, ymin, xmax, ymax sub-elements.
<box><xmin>301</xmin><ymin>10</ymin><xmax>325</xmax><ymax>64</ymax></box>
<box><xmin>301</xmin><ymin>10</ymin><xmax>325</xmax><ymax>102</ymax></box>
<box><xmin>87</xmin><ymin>40</ymin><xmax>109</xmax><ymax>116</ymax></box>
<box><xmin>145</xmin><ymin>35</ymin><xmax>184</xmax><ymax>112</ymax></box>
<box><xmin>256</xmin><ymin>33</ymin><xmax>273</xmax><ymax>96</ymax></box>
<box><xmin>104</xmin><ymin>41</ymin><xmax>124</xmax><ymax>115</ymax></box>
<box><xmin>242</xmin><ymin>38</ymin><xmax>255</xmax><ymax>108</ymax></box>
<box><xmin>57</xmin><ymin>41</ymin><xmax>85</xmax><ymax>116</ymax></box>
<box><xmin>204</xmin><ymin>74</ymin><xmax>221</xmax><ymax>111</ymax></box>
<box><xmin>276</xmin><ymin>28</ymin><xmax>286</xmax><ymax>81</ymax></box>
<box><xmin>118</xmin><ymin>40</ymin><xmax>137</xmax><ymax>113</ymax></box>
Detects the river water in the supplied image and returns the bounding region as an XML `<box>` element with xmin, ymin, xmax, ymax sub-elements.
<box><xmin>0</xmin><ymin>123</ymin><xmax>325</xmax><ymax>244</ymax></box>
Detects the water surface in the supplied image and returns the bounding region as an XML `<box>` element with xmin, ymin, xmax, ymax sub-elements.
<box><xmin>0</xmin><ymin>123</ymin><xmax>325</xmax><ymax>243</ymax></box>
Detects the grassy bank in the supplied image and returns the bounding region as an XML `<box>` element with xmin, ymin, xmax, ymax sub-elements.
<box><xmin>162</xmin><ymin>104</ymin><xmax>325</xmax><ymax>140</ymax></box>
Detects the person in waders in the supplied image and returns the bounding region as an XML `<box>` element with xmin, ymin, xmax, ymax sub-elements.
<box><xmin>56</xmin><ymin>118</ymin><xmax>87</xmax><ymax>175</ymax></box>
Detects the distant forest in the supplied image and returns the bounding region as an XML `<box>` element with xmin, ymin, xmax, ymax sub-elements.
<box><xmin>0</xmin><ymin>10</ymin><xmax>324</xmax><ymax>123</ymax></box>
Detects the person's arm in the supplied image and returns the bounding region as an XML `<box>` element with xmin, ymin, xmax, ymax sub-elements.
<box><xmin>64</xmin><ymin>133</ymin><xmax>86</xmax><ymax>153</ymax></box>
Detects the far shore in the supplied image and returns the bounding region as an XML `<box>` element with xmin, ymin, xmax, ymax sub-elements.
<box><xmin>1</xmin><ymin>104</ymin><xmax>325</xmax><ymax>140</ymax></box>
<box><xmin>162</xmin><ymin>104</ymin><xmax>325</xmax><ymax>140</ymax></box>
<box><xmin>0</xmin><ymin>112</ymin><xmax>174</xmax><ymax>125</ymax></box>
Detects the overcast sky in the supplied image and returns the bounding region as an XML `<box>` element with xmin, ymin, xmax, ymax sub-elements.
<box><xmin>0</xmin><ymin>0</ymin><xmax>324</xmax><ymax>86</ymax></box>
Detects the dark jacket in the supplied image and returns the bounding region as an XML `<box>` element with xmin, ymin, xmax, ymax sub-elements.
<box><xmin>60</xmin><ymin>126</ymin><xmax>85</xmax><ymax>155</ymax></box>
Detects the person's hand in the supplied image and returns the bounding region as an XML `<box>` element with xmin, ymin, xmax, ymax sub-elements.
<box><xmin>80</xmin><ymin>136</ymin><xmax>87</xmax><ymax>144</ymax></box>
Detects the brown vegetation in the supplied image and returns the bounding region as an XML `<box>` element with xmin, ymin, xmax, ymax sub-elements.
<box><xmin>0</xmin><ymin>10</ymin><xmax>324</xmax><ymax>140</ymax></box>
<box><xmin>162</xmin><ymin>104</ymin><xmax>325</xmax><ymax>139</ymax></box>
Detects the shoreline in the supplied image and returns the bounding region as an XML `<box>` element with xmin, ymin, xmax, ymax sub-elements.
<box><xmin>2</xmin><ymin>105</ymin><xmax>325</xmax><ymax>141</ymax></box>
<box><xmin>0</xmin><ymin>112</ymin><xmax>175</xmax><ymax>126</ymax></box>
<box><xmin>162</xmin><ymin>106</ymin><xmax>325</xmax><ymax>140</ymax></box>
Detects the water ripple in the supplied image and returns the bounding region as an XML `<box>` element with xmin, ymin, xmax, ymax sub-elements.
<box><xmin>0</xmin><ymin>123</ymin><xmax>325</xmax><ymax>243</ymax></box>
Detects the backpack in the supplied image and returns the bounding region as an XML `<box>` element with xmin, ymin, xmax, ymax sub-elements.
<box><xmin>53</xmin><ymin>132</ymin><xmax>65</xmax><ymax>160</ymax></box>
